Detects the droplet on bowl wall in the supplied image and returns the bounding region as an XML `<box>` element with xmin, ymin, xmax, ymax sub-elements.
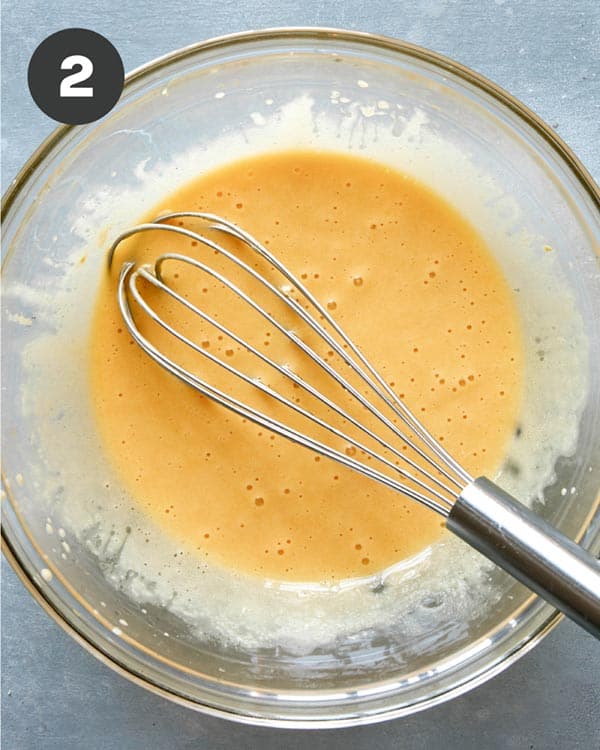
<box><xmin>250</xmin><ymin>112</ymin><xmax>266</xmax><ymax>126</ymax></box>
<box><xmin>7</xmin><ymin>313</ymin><xmax>34</xmax><ymax>326</ymax></box>
<box><xmin>40</xmin><ymin>568</ymin><xmax>53</xmax><ymax>582</ymax></box>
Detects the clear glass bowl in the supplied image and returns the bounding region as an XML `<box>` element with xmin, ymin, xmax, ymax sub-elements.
<box><xmin>2</xmin><ymin>29</ymin><xmax>599</xmax><ymax>727</ymax></box>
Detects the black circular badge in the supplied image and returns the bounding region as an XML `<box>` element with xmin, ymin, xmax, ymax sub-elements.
<box><xmin>28</xmin><ymin>28</ymin><xmax>124</xmax><ymax>125</ymax></box>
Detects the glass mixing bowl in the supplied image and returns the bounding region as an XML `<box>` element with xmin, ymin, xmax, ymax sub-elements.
<box><xmin>2</xmin><ymin>29</ymin><xmax>599</xmax><ymax>727</ymax></box>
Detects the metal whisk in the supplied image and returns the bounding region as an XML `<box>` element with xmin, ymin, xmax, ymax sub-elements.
<box><xmin>108</xmin><ymin>212</ymin><xmax>600</xmax><ymax>638</ymax></box>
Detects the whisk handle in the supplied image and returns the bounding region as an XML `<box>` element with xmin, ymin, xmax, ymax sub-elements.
<box><xmin>448</xmin><ymin>477</ymin><xmax>600</xmax><ymax>639</ymax></box>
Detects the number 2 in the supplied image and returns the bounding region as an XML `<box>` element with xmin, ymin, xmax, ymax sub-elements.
<box><xmin>60</xmin><ymin>55</ymin><xmax>94</xmax><ymax>98</ymax></box>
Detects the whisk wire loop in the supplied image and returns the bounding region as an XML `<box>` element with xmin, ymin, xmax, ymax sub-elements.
<box><xmin>129</xmin><ymin>259</ymin><xmax>456</xmax><ymax>510</ymax></box>
<box><xmin>118</xmin><ymin>262</ymin><xmax>451</xmax><ymax>515</ymax></box>
<box><xmin>197</xmin><ymin>212</ymin><xmax>471</xmax><ymax>486</ymax></box>
<box><xmin>108</xmin><ymin>214</ymin><xmax>470</xmax><ymax>497</ymax></box>
<box><xmin>155</xmin><ymin>251</ymin><xmax>459</xmax><ymax>500</ymax></box>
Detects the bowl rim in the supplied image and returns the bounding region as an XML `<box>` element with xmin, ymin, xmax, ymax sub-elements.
<box><xmin>2</xmin><ymin>26</ymin><xmax>599</xmax><ymax>728</ymax></box>
<box><xmin>3</xmin><ymin>26</ymin><xmax>599</xmax><ymax>221</ymax></box>
<box><xmin>0</xmin><ymin>532</ymin><xmax>561</xmax><ymax>729</ymax></box>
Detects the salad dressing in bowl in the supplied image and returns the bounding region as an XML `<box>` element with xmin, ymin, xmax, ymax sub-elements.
<box><xmin>91</xmin><ymin>149</ymin><xmax>524</xmax><ymax>583</ymax></box>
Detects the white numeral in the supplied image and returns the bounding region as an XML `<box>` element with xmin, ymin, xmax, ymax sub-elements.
<box><xmin>60</xmin><ymin>55</ymin><xmax>94</xmax><ymax>98</ymax></box>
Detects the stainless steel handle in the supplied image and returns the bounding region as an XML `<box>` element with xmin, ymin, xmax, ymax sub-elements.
<box><xmin>447</xmin><ymin>477</ymin><xmax>600</xmax><ymax>639</ymax></box>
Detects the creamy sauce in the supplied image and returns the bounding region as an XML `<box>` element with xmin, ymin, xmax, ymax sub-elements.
<box><xmin>89</xmin><ymin>150</ymin><xmax>523</xmax><ymax>583</ymax></box>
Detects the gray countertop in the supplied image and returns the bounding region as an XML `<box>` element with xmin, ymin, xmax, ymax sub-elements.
<box><xmin>1</xmin><ymin>1</ymin><xmax>599</xmax><ymax>748</ymax></box>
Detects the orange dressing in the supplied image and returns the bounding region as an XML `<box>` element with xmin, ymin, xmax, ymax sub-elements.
<box><xmin>89</xmin><ymin>150</ymin><xmax>523</xmax><ymax>582</ymax></box>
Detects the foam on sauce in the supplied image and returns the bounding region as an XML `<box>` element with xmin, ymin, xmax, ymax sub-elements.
<box><xmin>90</xmin><ymin>150</ymin><xmax>523</xmax><ymax>583</ymax></box>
